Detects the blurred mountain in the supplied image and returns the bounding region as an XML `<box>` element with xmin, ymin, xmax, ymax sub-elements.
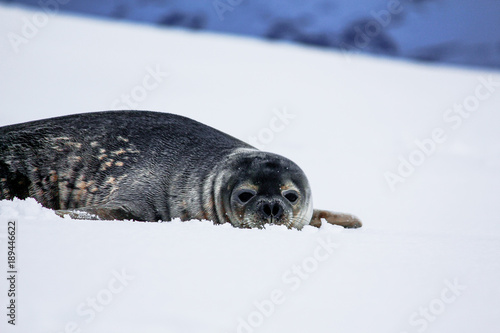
<box><xmin>2</xmin><ymin>0</ymin><xmax>499</xmax><ymax>69</ymax></box>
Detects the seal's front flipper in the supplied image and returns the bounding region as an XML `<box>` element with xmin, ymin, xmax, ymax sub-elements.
<box><xmin>55</xmin><ymin>204</ymin><xmax>140</xmax><ymax>221</ymax></box>
<box><xmin>310</xmin><ymin>209</ymin><xmax>362</xmax><ymax>228</ymax></box>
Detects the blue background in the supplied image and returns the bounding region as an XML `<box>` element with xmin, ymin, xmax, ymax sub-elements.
<box><xmin>2</xmin><ymin>0</ymin><xmax>500</xmax><ymax>69</ymax></box>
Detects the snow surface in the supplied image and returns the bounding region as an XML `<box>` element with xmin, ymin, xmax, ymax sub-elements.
<box><xmin>1</xmin><ymin>4</ymin><xmax>500</xmax><ymax>333</ymax></box>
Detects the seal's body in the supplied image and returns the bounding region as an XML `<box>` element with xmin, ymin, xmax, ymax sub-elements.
<box><xmin>0</xmin><ymin>111</ymin><xmax>361</xmax><ymax>229</ymax></box>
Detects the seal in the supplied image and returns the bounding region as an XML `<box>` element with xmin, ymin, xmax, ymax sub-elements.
<box><xmin>0</xmin><ymin>111</ymin><xmax>361</xmax><ymax>229</ymax></box>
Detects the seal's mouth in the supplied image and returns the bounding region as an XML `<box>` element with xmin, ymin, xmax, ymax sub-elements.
<box><xmin>241</xmin><ymin>216</ymin><xmax>295</xmax><ymax>229</ymax></box>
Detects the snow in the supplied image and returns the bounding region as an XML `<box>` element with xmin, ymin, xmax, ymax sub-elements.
<box><xmin>1</xmin><ymin>4</ymin><xmax>500</xmax><ymax>333</ymax></box>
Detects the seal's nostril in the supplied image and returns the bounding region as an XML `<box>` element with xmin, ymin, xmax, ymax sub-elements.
<box><xmin>272</xmin><ymin>203</ymin><xmax>283</xmax><ymax>219</ymax></box>
<box><xmin>262</xmin><ymin>203</ymin><xmax>272</xmax><ymax>217</ymax></box>
<box><xmin>260</xmin><ymin>201</ymin><xmax>283</xmax><ymax>219</ymax></box>
<box><xmin>272</xmin><ymin>203</ymin><xmax>280</xmax><ymax>216</ymax></box>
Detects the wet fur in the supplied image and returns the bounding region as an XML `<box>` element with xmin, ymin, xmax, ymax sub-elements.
<box><xmin>0</xmin><ymin>111</ymin><xmax>248</xmax><ymax>222</ymax></box>
<box><xmin>0</xmin><ymin>111</ymin><xmax>361</xmax><ymax>229</ymax></box>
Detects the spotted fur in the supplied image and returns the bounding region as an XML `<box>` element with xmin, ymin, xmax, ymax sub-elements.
<box><xmin>0</xmin><ymin>111</ymin><xmax>362</xmax><ymax>229</ymax></box>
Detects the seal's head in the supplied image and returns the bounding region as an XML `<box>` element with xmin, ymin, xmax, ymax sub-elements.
<box><xmin>215</xmin><ymin>149</ymin><xmax>313</xmax><ymax>229</ymax></box>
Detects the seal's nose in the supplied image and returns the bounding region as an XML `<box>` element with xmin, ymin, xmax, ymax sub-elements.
<box><xmin>259</xmin><ymin>201</ymin><xmax>284</xmax><ymax>220</ymax></box>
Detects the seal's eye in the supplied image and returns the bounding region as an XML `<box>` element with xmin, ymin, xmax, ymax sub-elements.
<box><xmin>237</xmin><ymin>190</ymin><xmax>256</xmax><ymax>204</ymax></box>
<box><xmin>283</xmin><ymin>190</ymin><xmax>299</xmax><ymax>204</ymax></box>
